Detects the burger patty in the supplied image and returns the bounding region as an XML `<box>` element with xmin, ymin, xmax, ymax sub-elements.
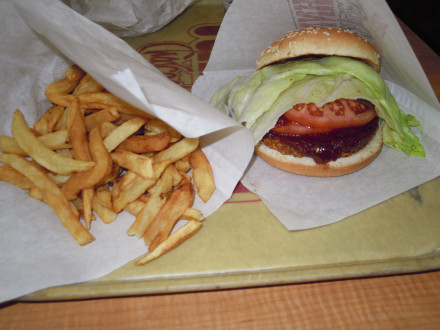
<box><xmin>260</xmin><ymin>116</ymin><xmax>379</xmax><ymax>164</ymax></box>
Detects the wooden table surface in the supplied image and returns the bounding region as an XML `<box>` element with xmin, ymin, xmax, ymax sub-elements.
<box><xmin>1</xmin><ymin>17</ymin><xmax>440</xmax><ymax>330</ymax></box>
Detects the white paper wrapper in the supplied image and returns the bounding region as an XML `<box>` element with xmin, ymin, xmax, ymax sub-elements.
<box><xmin>192</xmin><ymin>0</ymin><xmax>440</xmax><ymax>230</ymax></box>
<box><xmin>0</xmin><ymin>0</ymin><xmax>253</xmax><ymax>303</ymax></box>
<box><xmin>67</xmin><ymin>0</ymin><xmax>197</xmax><ymax>37</ymax></box>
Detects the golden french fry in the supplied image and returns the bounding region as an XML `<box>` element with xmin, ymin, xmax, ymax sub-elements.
<box><xmin>103</xmin><ymin>116</ymin><xmax>147</xmax><ymax>152</ymax></box>
<box><xmin>138</xmin><ymin>193</ymin><xmax>150</xmax><ymax>203</ymax></box>
<box><xmin>136</xmin><ymin>220</ymin><xmax>202</xmax><ymax>265</ymax></box>
<box><xmin>65</xmin><ymin>64</ymin><xmax>85</xmax><ymax>82</ymax></box>
<box><xmin>54</xmin><ymin>107</ymin><xmax>68</xmax><ymax>131</ymax></box>
<box><xmin>0</xmin><ymin>130</ymin><xmax>71</xmax><ymax>156</ymax></box>
<box><xmin>0</xmin><ymin>153</ymin><xmax>94</xmax><ymax>245</ymax></box>
<box><xmin>124</xmin><ymin>198</ymin><xmax>147</xmax><ymax>216</ymax></box>
<box><xmin>12</xmin><ymin>110</ymin><xmax>95</xmax><ymax>175</ymax></box>
<box><xmin>95</xmin><ymin>185</ymin><xmax>112</xmax><ymax>208</ymax></box>
<box><xmin>33</xmin><ymin>105</ymin><xmax>65</xmax><ymax>135</ymax></box>
<box><xmin>111</xmin><ymin>149</ymin><xmax>155</xmax><ymax>180</ymax></box>
<box><xmin>47</xmin><ymin>173</ymin><xmax>71</xmax><ymax>185</ymax></box>
<box><xmin>67</xmin><ymin>98</ymin><xmax>92</xmax><ymax>161</ymax></box>
<box><xmin>45</xmin><ymin>93</ymin><xmax>75</xmax><ymax>108</ymax></box>
<box><xmin>44</xmin><ymin>65</ymin><xmax>83</xmax><ymax>97</ymax></box>
<box><xmin>62</xmin><ymin>124</ymin><xmax>113</xmax><ymax>200</ymax></box>
<box><xmin>145</xmin><ymin>118</ymin><xmax>181</xmax><ymax>142</ymax></box>
<box><xmin>78</xmin><ymin>93</ymin><xmax>152</xmax><ymax>117</ymax></box>
<box><xmin>66</xmin><ymin>99</ymin><xmax>96</xmax><ymax>224</ymax></box>
<box><xmin>35</xmin><ymin>130</ymin><xmax>71</xmax><ymax>150</ymax></box>
<box><xmin>48</xmin><ymin>92</ymin><xmax>151</xmax><ymax>118</ymax></box>
<box><xmin>69</xmin><ymin>200</ymin><xmax>81</xmax><ymax>219</ymax></box>
<box><xmin>118</xmin><ymin>132</ymin><xmax>170</xmax><ymax>153</ymax></box>
<box><xmin>189</xmin><ymin>147</ymin><xmax>216</xmax><ymax>203</ymax></box>
<box><xmin>181</xmin><ymin>208</ymin><xmax>205</xmax><ymax>222</ymax></box>
<box><xmin>98</xmin><ymin>163</ymin><xmax>122</xmax><ymax>187</ymax></box>
<box><xmin>110</xmin><ymin>170</ymin><xmax>138</xmax><ymax>200</ymax></box>
<box><xmin>73</xmin><ymin>73</ymin><xmax>103</xmax><ymax>95</ymax></box>
<box><xmin>99</xmin><ymin>122</ymin><xmax>118</xmax><ymax>139</ymax></box>
<box><xmin>82</xmin><ymin>187</ymin><xmax>94</xmax><ymax>229</ymax></box>
<box><xmin>0</xmin><ymin>165</ymin><xmax>34</xmax><ymax>189</ymax></box>
<box><xmin>45</xmin><ymin>80</ymin><xmax>77</xmax><ymax>97</ymax></box>
<box><xmin>127</xmin><ymin>165</ymin><xmax>181</xmax><ymax>238</ymax></box>
<box><xmin>144</xmin><ymin>180</ymin><xmax>194</xmax><ymax>249</ymax></box>
<box><xmin>153</xmin><ymin>137</ymin><xmax>199</xmax><ymax>166</ymax></box>
<box><xmin>84</xmin><ymin>108</ymin><xmax>120</xmax><ymax>131</ymax></box>
<box><xmin>28</xmin><ymin>186</ymin><xmax>43</xmax><ymax>201</ymax></box>
<box><xmin>56</xmin><ymin>147</ymin><xmax>74</xmax><ymax>159</ymax></box>
<box><xmin>112</xmin><ymin>174</ymin><xmax>156</xmax><ymax>213</ymax></box>
<box><xmin>174</xmin><ymin>155</ymin><xmax>191</xmax><ymax>173</ymax></box>
<box><xmin>92</xmin><ymin>195</ymin><xmax>117</xmax><ymax>224</ymax></box>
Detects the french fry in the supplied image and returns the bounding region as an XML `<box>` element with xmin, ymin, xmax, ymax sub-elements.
<box><xmin>47</xmin><ymin>173</ymin><xmax>71</xmax><ymax>185</ymax></box>
<box><xmin>56</xmin><ymin>147</ymin><xmax>74</xmax><ymax>159</ymax></box>
<box><xmin>67</xmin><ymin>98</ymin><xmax>92</xmax><ymax>161</ymax></box>
<box><xmin>143</xmin><ymin>180</ymin><xmax>194</xmax><ymax>249</ymax></box>
<box><xmin>12</xmin><ymin>110</ymin><xmax>95</xmax><ymax>175</ymax></box>
<box><xmin>84</xmin><ymin>107</ymin><xmax>120</xmax><ymax>131</ymax></box>
<box><xmin>0</xmin><ymin>153</ymin><xmax>94</xmax><ymax>245</ymax></box>
<box><xmin>82</xmin><ymin>187</ymin><xmax>95</xmax><ymax>229</ymax></box>
<box><xmin>77</xmin><ymin>93</ymin><xmax>152</xmax><ymax>117</ymax></box>
<box><xmin>45</xmin><ymin>66</ymin><xmax>83</xmax><ymax>96</ymax></box>
<box><xmin>48</xmin><ymin>92</ymin><xmax>152</xmax><ymax>118</ymax></box>
<box><xmin>0</xmin><ymin>165</ymin><xmax>34</xmax><ymax>189</ymax></box>
<box><xmin>65</xmin><ymin>65</ymin><xmax>85</xmax><ymax>83</ymax></box>
<box><xmin>62</xmin><ymin>124</ymin><xmax>113</xmax><ymax>200</ymax></box>
<box><xmin>112</xmin><ymin>174</ymin><xmax>156</xmax><ymax>213</ymax></box>
<box><xmin>118</xmin><ymin>132</ymin><xmax>170</xmax><ymax>153</ymax></box>
<box><xmin>92</xmin><ymin>194</ymin><xmax>117</xmax><ymax>224</ymax></box>
<box><xmin>103</xmin><ymin>116</ymin><xmax>147</xmax><ymax>152</ymax></box>
<box><xmin>33</xmin><ymin>105</ymin><xmax>65</xmax><ymax>135</ymax></box>
<box><xmin>174</xmin><ymin>155</ymin><xmax>191</xmax><ymax>173</ymax></box>
<box><xmin>124</xmin><ymin>198</ymin><xmax>147</xmax><ymax>216</ymax></box>
<box><xmin>0</xmin><ymin>130</ymin><xmax>71</xmax><ymax>156</ymax></box>
<box><xmin>189</xmin><ymin>147</ymin><xmax>216</xmax><ymax>203</ymax></box>
<box><xmin>145</xmin><ymin>118</ymin><xmax>181</xmax><ymax>142</ymax></box>
<box><xmin>127</xmin><ymin>165</ymin><xmax>181</xmax><ymax>238</ymax></box>
<box><xmin>95</xmin><ymin>185</ymin><xmax>111</xmax><ymax>207</ymax></box>
<box><xmin>110</xmin><ymin>170</ymin><xmax>138</xmax><ymax>200</ymax></box>
<box><xmin>54</xmin><ymin>107</ymin><xmax>69</xmax><ymax>131</ymax></box>
<box><xmin>153</xmin><ymin>137</ymin><xmax>199</xmax><ymax>166</ymax></box>
<box><xmin>111</xmin><ymin>149</ymin><xmax>155</xmax><ymax>180</ymax></box>
<box><xmin>28</xmin><ymin>186</ymin><xmax>43</xmax><ymax>201</ymax></box>
<box><xmin>181</xmin><ymin>208</ymin><xmax>205</xmax><ymax>222</ymax></box>
<box><xmin>66</xmin><ymin>99</ymin><xmax>96</xmax><ymax>226</ymax></box>
<box><xmin>99</xmin><ymin>122</ymin><xmax>118</xmax><ymax>139</ymax></box>
<box><xmin>73</xmin><ymin>73</ymin><xmax>103</xmax><ymax>95</ymax></box>
<box><xmin>136</xmin><ymin>220</ymin><xmax>202</xmax><ymax>265</ymax></box>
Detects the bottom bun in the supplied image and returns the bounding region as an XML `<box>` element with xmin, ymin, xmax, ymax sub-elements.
<box><xmin>255</xmin><ymin>128</ymin><xmax>383</xmax><ymax>177</ymax></box>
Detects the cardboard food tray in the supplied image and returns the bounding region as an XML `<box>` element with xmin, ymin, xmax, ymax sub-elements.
<box><xmin>21</xmin><ymin>0</ymin><xmax>440</xmax><ymax>301</ymax></box>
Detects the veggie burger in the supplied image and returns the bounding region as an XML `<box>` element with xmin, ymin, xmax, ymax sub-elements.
<box><xmin>210</xmin><ymin>27</ymin><xmax>425</xmax><ymax>176</ymax></box>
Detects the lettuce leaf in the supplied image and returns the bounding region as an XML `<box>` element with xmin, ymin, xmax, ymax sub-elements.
<box><xmin>209</xmin><ymin>56</ymin><xmax>425</xmax><ymax>157</ymax></box>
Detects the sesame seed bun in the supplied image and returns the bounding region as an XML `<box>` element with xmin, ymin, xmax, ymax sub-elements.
<box><xmin>255</xmin><ymin>126</ymin><xmax>383</xmax><ymax>177</ymax></box>
<box><xmin>256</xmin><ymin>27</ymin><xmax>381</xmax><ymax>71</ymax></box>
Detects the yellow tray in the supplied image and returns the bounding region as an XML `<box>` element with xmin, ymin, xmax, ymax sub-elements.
<box><xmin>22</xmin><ymin>0</ymin><xmax>440</xmax><ymax>301</ymax></box>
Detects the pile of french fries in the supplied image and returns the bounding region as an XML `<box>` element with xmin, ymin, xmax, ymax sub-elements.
<box><xmin>0</xmin><ymin>65</ymin><xmax>216</xmax><ymax>265</ymax></box>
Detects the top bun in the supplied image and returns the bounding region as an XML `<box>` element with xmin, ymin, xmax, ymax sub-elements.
<box><xmin>256</xmin><ymin>27</ymin><xmax>380</xmax><ymax>71</ymax></box>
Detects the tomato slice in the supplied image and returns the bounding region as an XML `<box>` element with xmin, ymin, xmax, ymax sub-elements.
<box><xmin>283</xmin><ymin>99</ymin><xmax>376</xmax><ymax>130</ymax></box>
<box><xmin>272</xmin><ymin>120</ymin><xmax>333</xmax><ymax>135</ymax></box>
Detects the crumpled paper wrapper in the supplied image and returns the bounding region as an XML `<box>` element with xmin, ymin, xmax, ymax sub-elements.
<box><xmin>0</xmin><ymin>0</ymin><xmax>253</xmax><ymax>303</ymax></box>
<box><xmin>67</xmin><ymin>0</ymin><xmax>197</xmax><ymax>37</ymax></box>
<box><xmin>192</xmin><ymin>0</ymin><xmax>440</xmax><ymax>230</ymax></box>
